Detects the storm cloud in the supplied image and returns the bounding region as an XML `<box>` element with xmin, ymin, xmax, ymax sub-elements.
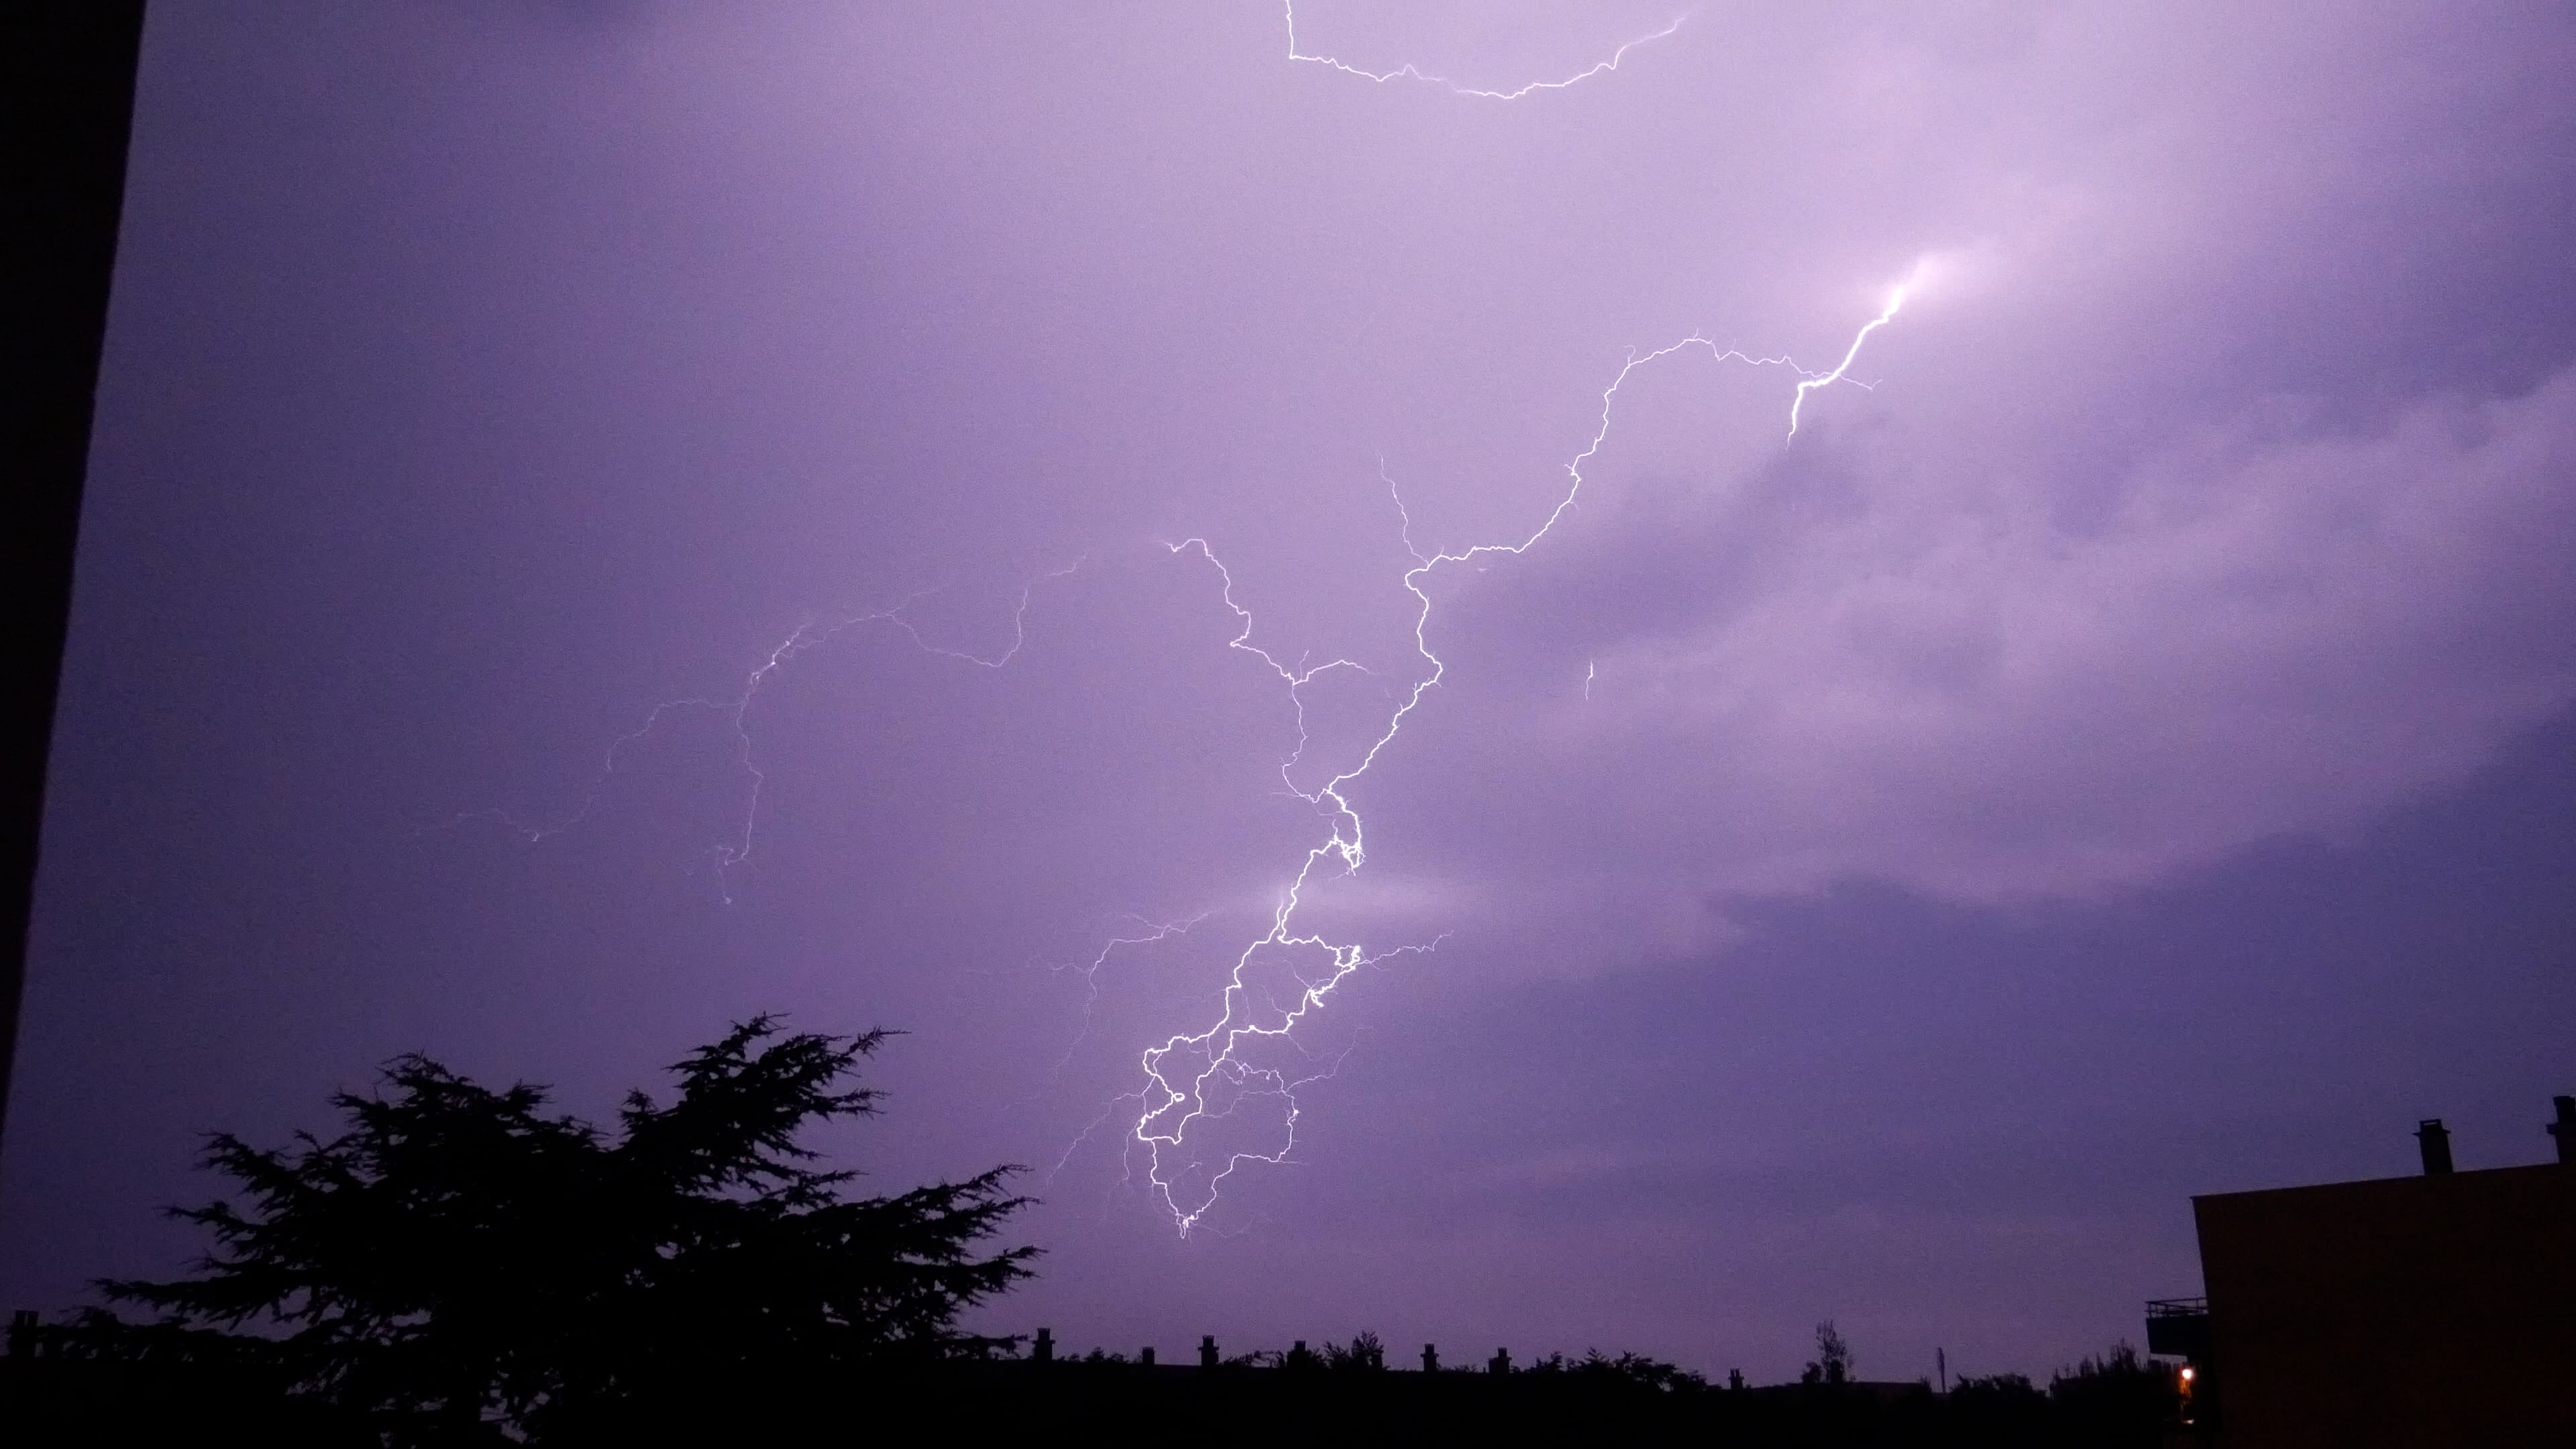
<box><xmin>8</xmin><ymin>1</ymin><xmax>2573</xmax><ymax>1380</ymax></box>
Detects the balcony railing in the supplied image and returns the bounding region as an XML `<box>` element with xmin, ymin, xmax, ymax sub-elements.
<box><xmin>2143</xmin><ymin>1297</ymin><xmax>2210</xmax><ymax>1358</ymax></box>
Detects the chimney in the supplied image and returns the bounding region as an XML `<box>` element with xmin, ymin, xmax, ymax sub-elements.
<box><xmin>2416</xmin><ymin>1118</ymin><xmax>2453</xmax><ymax>1175</ymax></box>
<box><xmin>1489</xmin><ymin>1347</ymin><xmax>1511</xmax><ymax>1375</ymax></box>
<box><xmin>1200</xmin><ymin>1334</ymin><xmax>1220</xmax><ymax>1369</ymax></box>
<box><xmin>1421</xmin><ymin>1343</ymin><xmax>1439</xmax><ymax>1373</ymax></box>
<box><xmin>1140</xmin><ymin>1346</ymin><xmax>1155</xmax><ymax>1367</ymax></box>
<box><xmin>1032</xmin><ymin>1327</ymin><xmax>1054</xmax><ymax>1363</ymax></box>
<box><xmin>2552</xmin><ymin>1096</ymin><xmax>2575</xmax><ymax>1165</ymax></box>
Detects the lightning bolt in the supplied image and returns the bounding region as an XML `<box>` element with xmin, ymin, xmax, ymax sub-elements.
<box><xmin>1124</xmin><ymin>305</ymin><xmax>1909</xmax><ymax>1234</ymax></box>
<box><xmin>1283</xmin><ymin>2</ymin><xmax>1686</xmax><ymax>100</ymax></box>
<box><xmin>482</xmin><ymin>294</ymin><xmax>1902</xmax><ymax>1233</ymax></box>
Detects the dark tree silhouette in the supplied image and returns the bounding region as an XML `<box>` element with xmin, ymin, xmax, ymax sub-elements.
<box><xmin>87</xmin><ymin>1018</ymin><xmax>1034</xmax><ymax>1441</ymax></box>
<box><xmin>1322</xmin><ymin>1330</ymin><xmax>1386</xmax><ymax>1372</ymax></box>
<box><xmin>1801</xmin><ymin>1319</ymin><xmax>1854</xmax><ymax>1386</ymax></box>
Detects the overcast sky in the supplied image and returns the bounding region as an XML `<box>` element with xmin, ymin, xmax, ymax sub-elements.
<box><xmin>7</xmin><ymin>1</ymin><xmax>2574</xmax><ymax>1381</ymax></box>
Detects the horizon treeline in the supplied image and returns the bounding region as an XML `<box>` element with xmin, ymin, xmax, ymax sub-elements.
<box><xmin>0</xmin><ymin>1020</ymin><xmax>2184</xmax><ymax>1446</ymax></box>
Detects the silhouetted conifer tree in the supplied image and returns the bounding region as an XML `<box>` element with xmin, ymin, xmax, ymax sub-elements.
<box><xmin>87</xmin><ymin>1018</ymin><xmax>1034</xmax><ymax>1442</ymax></box>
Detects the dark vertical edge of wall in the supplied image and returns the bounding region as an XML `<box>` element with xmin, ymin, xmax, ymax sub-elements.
<box><xmin>0</xmin><ymin>2</ymin><xmax>150</xmax><ymax>1166</ymax></box>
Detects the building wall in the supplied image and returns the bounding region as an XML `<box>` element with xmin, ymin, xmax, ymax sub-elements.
<box><xmin>2194</xmin><ymin>1163</ymin><xmax>2576</xmax><ymax>1448</ymax></box>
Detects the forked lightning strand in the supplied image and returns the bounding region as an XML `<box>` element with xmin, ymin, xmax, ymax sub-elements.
<box><xmin>1128</xmin><ymin>303</ymin><xmax>1907</xmax><ymax>1233</ymax></box>
<box><xmin>1283</xmin><ymin>2</ymin><xmax>1685</xmax><ymax>100</ymax></box>
<box><xmin>468</xmin><ymin>563</ymin><xmax>1081</xmax><ymax>902</ymax></box>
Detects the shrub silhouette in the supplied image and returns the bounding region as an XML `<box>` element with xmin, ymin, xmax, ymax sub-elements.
<box><xmin>86</xmin><ymin>1018</ymin><xmax>1034</xmax><ymax>1440</ymax></box>
<box><xmin>2049</xmin><ymin>1340</ymin><xmax>2180</xmax><ymax>1444</ymax></box>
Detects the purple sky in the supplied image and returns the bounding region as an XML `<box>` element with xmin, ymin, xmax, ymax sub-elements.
<box><xmin>7</xmin><ymin>1</ymin><xmax>2575</xmax><ymax>1382</ymax></box>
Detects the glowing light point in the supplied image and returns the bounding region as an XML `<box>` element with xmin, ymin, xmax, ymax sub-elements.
<box><xmin>1786</xmin><ymin>269</ymin><xmax>1919</xmax><ymax>443</ymax></box>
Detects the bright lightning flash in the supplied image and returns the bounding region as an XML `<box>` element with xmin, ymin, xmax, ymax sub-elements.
<box><xmin>1124</xmin><ymin>291</ymin><xmax>1913</xmax><ymax>1234</ymax></box>
<box><xmin>1787</xmin><ymin>267</ymin><xmax>1925</xmax><ymax>441</ymax></box>
<box><xmin>486</xmin><ymin>278</ymin><xmax>1907</xmax><ymax>1234</ymax></box>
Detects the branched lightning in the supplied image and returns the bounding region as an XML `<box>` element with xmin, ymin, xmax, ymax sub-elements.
<box><xmin>483</xmin><ymin>317</ymin><xmax>1903</xmax><ymax>1232</ymax></box>
<box><xmin>1042</xmin><ymin>911</ymin><xmax>1211</xmax><ymax>1084</ymax></box>
<box><xmin>464</xmin><ymin>561</ymin><xmax>1082</xmax><ymax>902</ymax></box>
<box><xmin>1124</xmin><ymin>312</ymin><xmax>1905</xmax><ymax>1233</ymax></box>
<box><xmin>1283</xmin><ymin>2</ymin><xmax>1685</xmax><ymax>100</ymax></box>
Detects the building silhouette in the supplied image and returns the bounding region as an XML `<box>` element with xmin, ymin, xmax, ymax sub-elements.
<box><xmin>2151</xmin><ymin>1095</ymin><xmax>2576</xmax><ymax>1446</ymax></box>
